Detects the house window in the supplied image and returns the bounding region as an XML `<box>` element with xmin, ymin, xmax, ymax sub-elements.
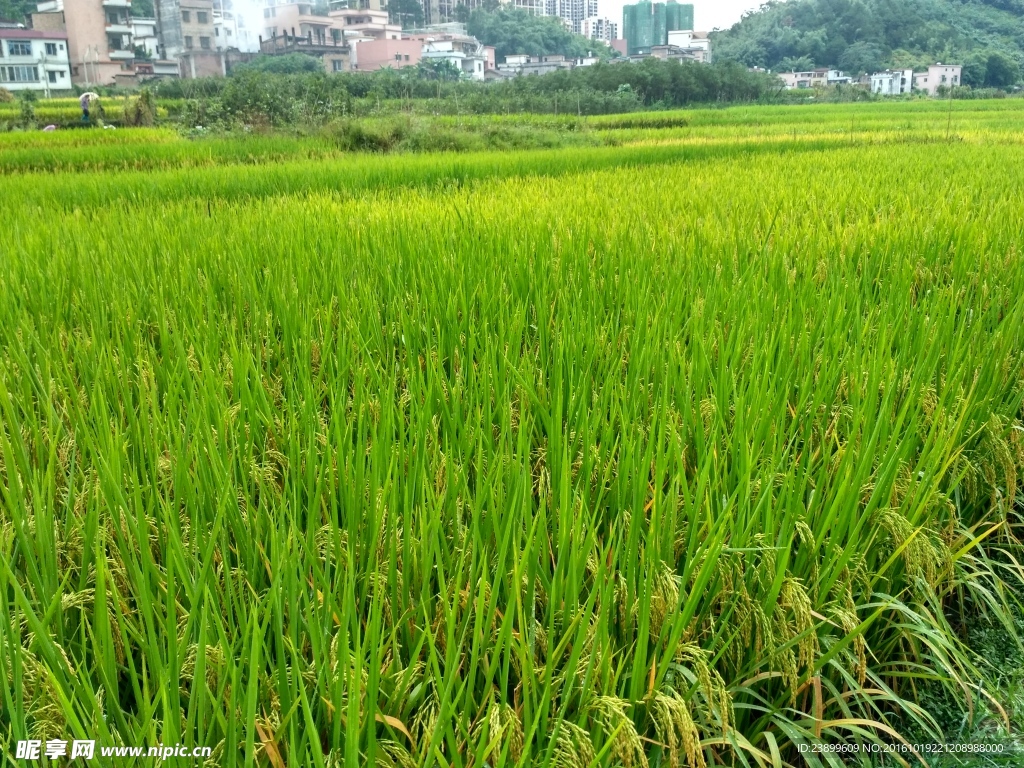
<box><xmin>332</xmin><ymin>59</ymin><xmax>343</xmax><ymax>71</ymax></box>
<box><xmin>45</xmin><ymin>42</ymin><xmax>58</xmax><ymax>55</ymax></box>
<box><xmin>215</xmin><ymin>27</ymin><xmax>220</xmax><ymax>35</ymax></box>
<box><xmin>0</xmin><ymin>65</ymin><xmax>39</xmax><ymax>82</ymax></box>
<box><xmin>197</xmin><ymin>11</ymin><xmax>208</xmax><ymax>23</ymax></box>
<box><xmin>200</xmin><ymin>36</ymin><xmax>211</xmax><ymax>49</ymax></box>
<box><xmin>394</xmin><ymin>53</ymin><xmax>401</xmax><ymax>60</ymax></box>
<box><xmin>182</xmin><ymin>10</ymin><xmax>191</xmax><ymax>21</ymax></box>
<box><xmin>8</xmin><ymin>41</ymin><xmax>32</xmax><ymax>56</ymax></box>
<box><xmin>48</xmin><ymin>70</ymin><xmax>57</xmax><ymax>82</ymax></box>
<box><xmin>184</xmin><ymin>35</ymin><xmax>194</xmax><ymax>48</ymax></box>
<box><xmin>404</xmin><ymin>54</ymin><xmax>409</xmax><ymax>61</ymax></box>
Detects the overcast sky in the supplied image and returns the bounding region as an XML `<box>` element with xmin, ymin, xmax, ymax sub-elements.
<box><xmin>601</xmin><ymin>0</ymin><xmax>765</xmax><ymax>33</ymax></box>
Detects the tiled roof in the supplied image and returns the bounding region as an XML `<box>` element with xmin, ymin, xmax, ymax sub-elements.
<box><xmin>0</xmin><ymin>28</ymin><xmax>68</xmax><ymax>39</ymax></box>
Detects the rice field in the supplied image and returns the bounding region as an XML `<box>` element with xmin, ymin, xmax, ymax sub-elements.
<box><xmin>1</xmin><ymin>101</ymin><xmax>1024</xmax><ymax>768</ymax></box>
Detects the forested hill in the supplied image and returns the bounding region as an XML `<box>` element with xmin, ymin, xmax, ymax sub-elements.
<box><xmin>711</xmin><ymin>0</ymin><xmax>1024</xmax><ymax>87</ymax></box>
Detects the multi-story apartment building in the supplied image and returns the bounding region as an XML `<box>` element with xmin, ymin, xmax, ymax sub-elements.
<box><xmin>410</xmin><ymin>28</ymin><xmax>486</xmax><ymax>79</ymax></box>
<box><xmin>544</xmin><ymin>0</ymin><xmax>596</xmax><ymax>34</ymax></box>
<box><xmin>511</xmin><ymin>0</ymin><xmax>545</xmax><ymax>14</ymax></box>
<box><xmin>580</xmin><ymin>15</ymin><xmax>616</xmax><ymax>43</ymax></box>
<box><xmin>34</xmin><ymin>0</ymin><xmax>136</xmax><ymax>85</ymax></box>
<box><xmin>262</xmin><ymin>0</ymin><xmax>339</xmax><ymax>43</ymax></box>
<box><xmin>622</xmin><ymin>0</ymin><xmax>692</xmax><ymax>56</ymax></box>
<box><xmin>867</xmin><ymin>64</ymin><xmax>961</xmax><ymax>97</ymax></box>
<box><xmin>913</xmin><ymin>63</ymin><xmax>962</xmax><ymax>96</ymax></box>
<box><xmin>777</xmin><ymin>68</ymin><xmax>849</xmax><ymax>89</ymax></box>
<box><xmin>665</xmin><ymin>29</ymin><xmax>709</xmax><ymax>62</ymax></box>
<box><xmin>133</xmin><ymin>14</ymin><xmax>159</xmax><ymax>56</ymax></box>
<box><xmin>258</xmin><ymin>28</ymin><xmax>349</xmax><ymax>71</ymax></box>
<box><xmin>870</xmin><ymin>68</ymin><xmax>913</xmax><ymax>95</ymax></box>
<box><xmin>0</xmin><ymin>26</ymin><xmax>71</xmax><ymax>93</ymax></box>
<box><xmin>213</xmin><ymin>0</ymin><xmax>256</xmax><ymax>51</ymax></box>
<box><xmin>332</xmin><ymin>6</ymin><xmax>402</xmax><ymax>42</ymax></box>
<box><xmin>156</xmin><ymin>0</ymin><xmax>225</xmax><ymax>76</ymax></box>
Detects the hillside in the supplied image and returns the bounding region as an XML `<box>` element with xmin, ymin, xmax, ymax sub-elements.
<box><xmin>712</xmin><ymin>0</ymin><xmax>1024</xmax><ymax>86</ymax></box>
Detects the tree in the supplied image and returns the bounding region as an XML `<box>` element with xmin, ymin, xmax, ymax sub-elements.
<box><xmin>234</xmin><ymin>53</ymin><xmax>323</xmax><ymax>75</ymax></box>
<box><xmin>838</xmin><ymin>41</ymin><xmax>883</xmax><ymax>75</ymax></box>
<box><xmin>711</xmin><ymin>0</ymin><xmax>1024</xmax><ymax>80</ymax></box>
<box><xmin>467</xmin><ymin>7</ymin><xmax>608</xmax><ymax>63</ymax></box>
<box><xmin>0</xmin><ymin>0</ymin><xmax>33</xmax><ymax>22</ymax></box>
<box><xmin>387</xmin><ymin>0</ymin><xmax>423</xmax><ymax>30</ymax></box>
<box><xmin>776</xmin><ymin>56</ymin><xmax>815</xmax><ymax>72</ymax></box>
<box><xmin>985</xmin><ymin>51</ymin><xmax>1019</xmax><ymax>88</ymax></box>
<box><xmin>960</xmin><ymin>54</ymin><xmax>987</xmax><ymax>88</ymax></box>
<box><xmin>417</xmin><ymin>59</ymin><xmax>463</xmax><ymax>81</ymax></box>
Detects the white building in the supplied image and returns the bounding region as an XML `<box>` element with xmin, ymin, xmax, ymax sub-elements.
<box><xmin>779</xmin><ymin>68</ymin><xmax>850</xmax><ymax>89</ymax></box>
<box><xmin>868</xmin><ymin>64</ymin><xmax>961</xmax><ymax>97</ymax></box>
<box><xmin>827</xmin><ymin>69</ymin><xmax>852</xmax><ymax>85</ymax></box>
<box><xmin>779</xmin><ymin>68</ymin><xmax>827</xmax><ymax>89</ymax></box>
<box><xmin>421</xmin><ymin>36</ymin><xmax>486</xmax><ymax>80</ymax></box>
<box><xmin>913</xmin><ymin>63</ymin><xmax>962</xmax><ymax>96</ymax></box>
<box><xmin>0</xmin><ymin>27</ymin><xmax>71</xmax><ymax>93</ymax></box>
<box><xmin>512</xmin><ymin>0</ymin><xmax>545</xmax><ymax>13</ymax></box>
<box><xmin>666</xmin><ymin>29</ymin><xmax>710</xmax><ymax>63</ymax></box>
<box><xmin>870</xmin><ymin>68</ymin><xmax>913</xmax><ymax>95</ymax></box>
<box><xmin>545</xmin><ymin>0</ymin><xmax>597</xmax><ymax>34</ymax></box>
<box><xmin>214</xmin><ymin>0</ymin><xmax>257</xmax><ymax>51</ymax></box>
<box><xmin>133</xmin><ymin>16</ymin><xmax>160</xmax><ymax>58</ymax></box>
<box><xmin>498</xmin><ymin>52</ymin><xmax>573</xmax><ymax>75</ymax></box>
<box><xmin>581</xmin><ymin>16</ymin><xmax>617</xmax><ymax>43</ymax></box>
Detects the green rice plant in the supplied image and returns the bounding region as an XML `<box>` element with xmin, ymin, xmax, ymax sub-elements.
<box><xmin>0</xmin><ymin>104</ymin><xmax>1022</xmax><ymax>768</ymax></box>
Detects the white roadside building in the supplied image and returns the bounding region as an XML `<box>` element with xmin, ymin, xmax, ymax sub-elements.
<box><xmin>913</xmin><ymin>63</ymin><xmax>962</xmax><ymax>95</ymax></box>
<box><xmin>0</xmin><ymin>27</ymin><xmax>71</xmax><ymax>93</ymax></box>
<box><xmin>778</xmin><ymin>68</ymin><xmax>850</xmax><ymax>89</ymax></box>
<box><xmin>665</xmin><ymin>29</ymin><xmax>711</xmax><ymax>63</ymax></box>
<box><xmin>870</xmin><ymin>68</ymin><xmax>913</xmax><ymax>95</ymax></box>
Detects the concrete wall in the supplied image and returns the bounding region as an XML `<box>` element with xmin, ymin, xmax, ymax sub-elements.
<box><xmin>178</xmin><ymin>50</ymin><xmax>224</xmax><ymax>76</ymax></box>
<box><xmin>58</xmin><ymin>0</ymin><xmax>126</xmax><ymax>85</ymax></box>
<box><xmin>352</xmin><ymin>37</ymin><xmax>421</xmax><ymax>70</ymax></box>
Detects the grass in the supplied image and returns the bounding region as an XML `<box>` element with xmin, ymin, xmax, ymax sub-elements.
<box><xmin>0</xmin><ymin>103</ymin><xmax>1023</xmax><ymax>767</ymax></box>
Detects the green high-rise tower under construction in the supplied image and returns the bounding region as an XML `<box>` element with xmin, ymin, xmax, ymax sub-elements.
<box><xmin>622</xmin><ymin>0</ymin><xmax>695</xmax><ymax>56</ymax></box>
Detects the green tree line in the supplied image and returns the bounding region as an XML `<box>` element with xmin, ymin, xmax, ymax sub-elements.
<box><xmin>149</xmin><ymin>58</ymin><xmax>777</xmax><ymax>125</ymax></box>
<box><xmin>712</xmin><ymin>0</ymin><xmax>1023</xmax><ymax>86</ymax></box>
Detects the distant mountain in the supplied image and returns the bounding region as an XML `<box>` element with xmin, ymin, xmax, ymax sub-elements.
<box><xmin>711</xmin><ymin>0</ymin><xmax>1023</xmax><ymax>87</ymax></box>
